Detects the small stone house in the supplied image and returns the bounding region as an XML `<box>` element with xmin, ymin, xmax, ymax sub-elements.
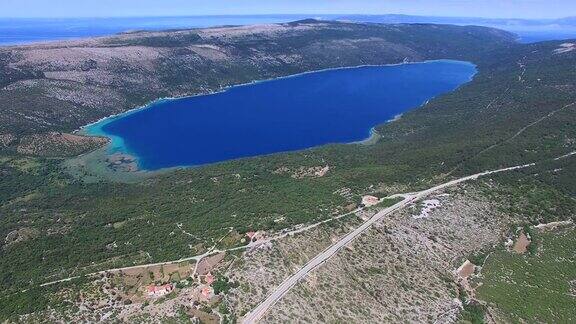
<box><xmin>147</xmin><ymin>283</ymin><xmax>174</xmax><ymax>297</ymax></box>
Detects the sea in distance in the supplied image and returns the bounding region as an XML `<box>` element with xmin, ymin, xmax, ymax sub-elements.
<box><xmin>85</xmin><ymin>60</ymin><xmax>477</xmax><ymax>170</ymax></box>
<box><xmin>1</xmin><ymin>15</ymin><xmax>575</xmax><ymax>46</ymax></box>
<box><xmin>0</xmin><ymin>16</ymin><xmax>309</xmax><ymax>45</ymax></box>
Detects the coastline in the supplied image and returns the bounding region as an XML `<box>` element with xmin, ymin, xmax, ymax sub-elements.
<box><xmin>353</xmin><ymin>128</ymin><xmax>381</xmax><ymax>146</ymax></box>
<box><xmin>77</xmin><ymin>59</ymin><xmax>475</xmax><ymax>134</ymax></box>
<box><xmin>74</xmin><ymin>59</ymin><xmax>476</xmax><ymax>177</ymax></box>
<box><xmin>352</xmin><ymin>113</ymin><xmax>403</xmax><ymax>146</ymax></box>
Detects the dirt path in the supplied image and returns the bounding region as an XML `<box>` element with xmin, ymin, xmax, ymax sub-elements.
<box><xmin>39</xmin><ymin>161</ymin><xmax>541</xmax><ymax>291</ymax></box>
<box><xmin>446</xmin><ymin>101</ymin><xmax>575</xmax><ymax>177</ymax></box>
<box><xmin>444</xmin><ymin>53</ymin><xmax>574</xmax><ymax>177</ymax></box>
<box><xmin>38</xmin><ymin>153</ymin><xmax>572</xmax><ymax>312</ymax></box>
<box><xmin>39</xmin><ymin>205</ymin><xmax>367</xmax><ymax>289</ymax></box>
<box><xmin>241</xmin><ymin>163</ymin><xmax>537</xmax><ymax>323</ymax></box>
<box><xmin>505</xmin><ymin>102</ymin><xmax>575</xmax><ymax>143</ymax></box>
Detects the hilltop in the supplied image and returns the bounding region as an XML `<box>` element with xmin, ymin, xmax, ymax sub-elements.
<box><xmin>0</xmin><ymin>20</ymin><xmax>513</xmax><ymax>155</ymax></box>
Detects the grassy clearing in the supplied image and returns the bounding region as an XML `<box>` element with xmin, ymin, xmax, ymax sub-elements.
<box><xmin>477</xmin><ymin>226</ymin><xmax>576</xmax><ymax>323</ymax></box>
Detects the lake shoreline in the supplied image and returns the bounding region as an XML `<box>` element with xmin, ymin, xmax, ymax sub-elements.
<box><xmin>75</xmin><ymin>59</ymin><xmax>476</xmax><ymax>176</ymax></box>
<box><xmin>77</xmin><ymin>59</ymin><xmax>472</xmax><ymax>135</ymax></box>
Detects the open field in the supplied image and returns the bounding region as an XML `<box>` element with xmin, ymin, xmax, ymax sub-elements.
<box><xmin>477</xmin><ymin>225</ymin><xmax>576</xmax><ymax>323</ymax></box>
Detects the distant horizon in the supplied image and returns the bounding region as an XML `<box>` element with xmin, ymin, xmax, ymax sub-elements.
<box><xmin>2</xmin><ymin>13</ymin><xmax>575</xmax><ymax>47</ymax></box>
<box><xmin>0</xmin><ymin>13</ymin><xmax>574</xmax><ymax>21</ymax></box>
<box><xmin>1</xmin><ymin>0</ymin><xmax>575</xmax><ymax>20</ymax></box>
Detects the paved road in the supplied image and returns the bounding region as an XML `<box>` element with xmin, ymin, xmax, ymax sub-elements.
<box><xmin>241</xmin><ymin>163</ymin><xmax>535</xmax><ymax>323</ymax></box>
<box><xmin>38</xmin><ymin>163</ymin><xmax>535</xmax><ymax>292</ymax></box>
<box><xmin>39</xmin><ymin>204</ymin><xmax>366</xmax><ymax>288</ymax></box>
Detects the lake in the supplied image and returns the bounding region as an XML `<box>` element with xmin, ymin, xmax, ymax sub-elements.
<box><xmin>85</xmin><ymin>60</ymin><xmax>477</xmax><ymax>170</ymax></box>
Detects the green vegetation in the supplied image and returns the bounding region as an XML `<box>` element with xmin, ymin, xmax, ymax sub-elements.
<box><xmin>366</xmin><ymin>197</ymin><xmax>404</xmax><ymax>211</ymax></box>
<box><xmin>477</xmin><ymin>227</ymin><xmax>576</xmax><ymax>323</ymax></box>
<box><xmin>460</xmin><ymin>302</ymin><xmax>486</xmax><ymax>324</ymax></box>
<box><xmin>467</xmin><ymin>251</ymin><xmax>489</xmax><ymax>267</ymax></box>
<box><xmin>458</xmin><ymin>283</ymin><xmax>486</xmax><ymax>323</ymax></box>
<box><xmin>0</xmin><ymin>21</ymin><xmax>513</xmax><ymax>139</ymax></box>
<box><xmin>213</xmin><ymin>275</ymin><xmax>238</xmax><ymax>295</ymax></box>
<box><xmin>114</xmin><ymin>33</ymin><xmax>202</xmax><ymax>48</ymax></box>
<box><xmin>523</xmin><ymin>225</ymin><xmax>539</xmax><ymax>255</ymax></box>
<box><xmin>218</xmin><ymin>300</ymin><xmax>231</xmax><ymax>314</ymax></box>
<box><xmin>0</xmin><ymin>20</ymin><xmax>575</xmax><ymax>321</ymax></box>
<box><xmin>0</xmin><ymin>277</ymin><xmax>89</xmax><ymax>322</ymax></box>
<box><xmin>479</xmin><ymin>161</ymin><xmax>576</xmax><ymax>225</ymax></box>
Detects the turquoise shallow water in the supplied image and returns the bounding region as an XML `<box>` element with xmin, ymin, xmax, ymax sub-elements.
<box><xmin>85</xmin><ymin>60</ymin><xmax>477</xmax><ymax>170</ymax></box>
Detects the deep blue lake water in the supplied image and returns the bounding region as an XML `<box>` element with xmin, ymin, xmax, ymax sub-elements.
<box><xmin>85</xmin><ymin>60</ymin><xmax>477</xmax><ymax>170</ymax></box>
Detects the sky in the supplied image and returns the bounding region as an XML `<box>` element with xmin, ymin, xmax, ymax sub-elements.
<box><xmin>0</xmin><ymin>0</ymin><xmax>574</xmax><ymax>19</ymax></box>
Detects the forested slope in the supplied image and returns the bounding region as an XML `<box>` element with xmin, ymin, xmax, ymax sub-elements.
<box><xmin>1</xmin><ymin>21</ymin><xmax>575</xmax><ymax>320</ymax></box>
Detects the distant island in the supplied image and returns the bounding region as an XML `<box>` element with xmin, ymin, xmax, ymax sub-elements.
<box><xmin>1</xmin><ymin>14</ymin><xmax>575</xmax><ymax>45</ymax></box>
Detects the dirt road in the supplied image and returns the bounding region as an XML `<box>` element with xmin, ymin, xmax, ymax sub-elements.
<box><xmin>241</xmin><ymin>163</ymin><xmax>535</xmax><ymax>323</ymax></box>
<box><xmin>39</xmin><ymin>205</ymin><xmax>366</xmax><ymax>288</ymax></box>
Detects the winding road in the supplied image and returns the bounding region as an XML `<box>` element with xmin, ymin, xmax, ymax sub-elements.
<box><xmin>36</xmin><ymin>161</ymin><xmax>539</xmax><ymax>321</ymax></box>
<box><xmin>241</xmin><ymin>163</ymin><xmax>535</xmax><ymax>323</ymax></box>
<box><xmin>38</xmin><ymin>201</ymin><xmax>366</xmax><ymax>288</ymax></box>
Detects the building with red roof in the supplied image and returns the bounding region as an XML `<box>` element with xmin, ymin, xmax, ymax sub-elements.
<box><xmin>246</xmin><ymin>231</ymin><xmax>257</xmax><ymax>240</ymax></box>
<box><xmin>146</xmin><ymin>283</ymin><xmax>173</xmax><ymax>297</ymax></box>
<box><xmin>205</xmin><ymin>272</ymin><xmax>215</xmax><ymax>285</ymax></box>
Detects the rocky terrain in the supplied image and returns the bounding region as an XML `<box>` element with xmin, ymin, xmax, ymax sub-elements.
<box><xmin>16</xmin><ymin>132</ymin><xmax>107</xmax><ymax>157</ymax></box>
<box><xmin>1</xmin><ymin>20</ymin><xmax>575</xmax><ymax>323</ymax></box>
<box><xmin>14</xmin><ymin>179</ymin><xmax>554</xmax><ymax>323</ymax></box>
<box><xmin>0</xmin><ymin>20</ymin><xmax>514</xmax><ymax>156</ymax></box>
<box><xmin>256</xmin><ymin>183</ymin><xmax>515</xmax><ymax>323</ymax></box>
